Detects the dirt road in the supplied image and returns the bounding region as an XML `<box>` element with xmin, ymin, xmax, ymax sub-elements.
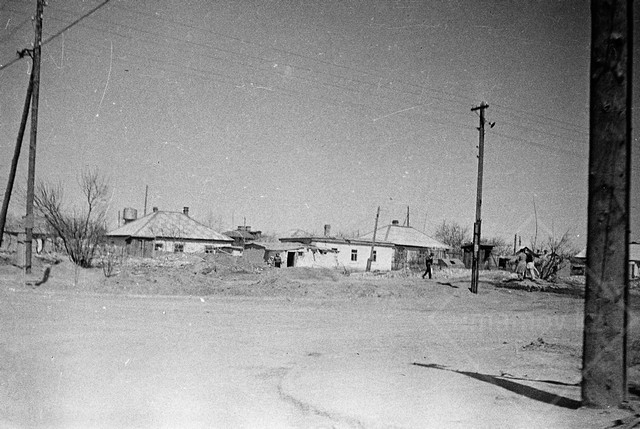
<box><xmin>0</xmin><ymin>279</ymin><xmax>634</xmax><ymax>428</ymax></box>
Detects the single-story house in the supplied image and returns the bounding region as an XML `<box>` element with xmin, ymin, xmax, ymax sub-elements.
<box><xmin>2</xmin><ymin>216</ymin><xmax>57</xmax><ymax>265</ymax></box>
<box><xmin>106</xmin><ymin>207</ymin><xmax>234</xmax><ymax>257</ymax></box>
<box><xmin>246</xmin><ymin>241</ymin><xmax>340</xmax><ymax>268</ymax></box>
<box><xmin>222</xmin><ymin>226</ymin><xmax>262</xmax><ymax>248</ymax></box>
<box><xmin>357</xmin><ymin>220</ymin><xmax>450</xmax><ymax>270</ymax></box>
<box><xmin>279</xmin><ymin>235</ymin><xmax>396</xmax><ymax>272</ymax></box>
<box><xmin>573</xmin><ymin>243</ymin><xmax>640</xmax><ymax>278</ymax></box>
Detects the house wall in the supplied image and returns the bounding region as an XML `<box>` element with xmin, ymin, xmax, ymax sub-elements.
<box><xmin>311</xmin><ymin>241</ymin><xmax>394</xmax><ymax>272</ymax></box>
<box><xmin>108</xmin><ymin>236</ymin><xmax>230</xmax><ymax>257</ymax></box>
<box><xmin>153</xmin><ymin>239</ymin><xmax>229</xmax><ymax>254</ymax></box>
<box><xmin>292</xmin><ymin>248</ymin><xmax>339</xmax><ymax>269</ymax></box>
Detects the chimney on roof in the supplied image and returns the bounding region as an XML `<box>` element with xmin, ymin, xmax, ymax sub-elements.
<box><xmin>122</xmin><ymin>207</ymin><xmax>138</xmax><ymax>224</ymax></box>
<box><xmin>324</xmin><ymin>224</ymin><xmax>331</xmax><ymax>237</ymax></box>
<box><xmin>152</xmin><ymin>207</ymin><xmax>158</xmax><ymax>213</ymax></box>
<box><xmin>392</xmin><ymin>220</ymin><xmax>399</xmax><ymax>225</ymax></box>
<box><xmin>183</xmin><ymin>207</ymin><xmax>189</xmax><ymax>216</ymax></box>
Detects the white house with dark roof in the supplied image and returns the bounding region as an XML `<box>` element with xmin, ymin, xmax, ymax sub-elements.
<box><xmin>106</xmin><ymin>207</ymin><xmax>233</xmax><ymax>257</ymax></box>
<box><xmin>573</xmin><ymin>243</ymin><xmax>640</xmax><ymax>278</ymax></box>
<box><xmin>279</xmin><ymin>234</ymin><xmax>396</xmax><ymax>272</ymax></box>
<box><xmin>358</xmin><ymin>220</ymin><xmax>450</xmax><ymax>270</ymax></box>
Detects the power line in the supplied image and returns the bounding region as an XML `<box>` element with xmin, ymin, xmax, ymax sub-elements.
<box><xmin>0</xmin><ymin>0</ymin><xmax>112</xmax><ymax>71</ymax></box>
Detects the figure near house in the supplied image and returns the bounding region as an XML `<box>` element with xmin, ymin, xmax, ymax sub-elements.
<box><xmin>422</xmin><ymin>253</ymin><xmax>434</xmax><ymax>279</ymax></box>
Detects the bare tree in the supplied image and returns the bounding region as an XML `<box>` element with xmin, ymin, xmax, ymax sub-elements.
<box><xmin>434</xmin><ymin>220</ymin><xmax>471</xmax><ymax>254</ymax></box>
<box><xmin>482</xmin><ymin>236</ymin><xmax>511</xmax><ymax>257</ymax></box>
<box><xmin>538</xmin><ymin>230</ymin><xmax>578</xmax><ymax>281</ymax></box>
<box><xmin>34</xmin><ymin>169</ymin><xmax>109</xmax><ymax>268</ymax></box>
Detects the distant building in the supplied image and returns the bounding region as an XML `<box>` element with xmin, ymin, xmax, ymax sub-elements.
<box><xmin>106</xmin><ymin>207</ymin><xmax>234</xmax><ymax>257</ymax></box>
<box><xmin>357</xmin><ymin>220</ymin><xmax>450</xmax><ymax>271</ymax></box>
<box><xmin>278</xmin><ymin>235</ymin><xmax>395</xmax><ymax>271</ymax></box>
<box><xmin>245</xmin><ymin>241</ymin><xmax>341</xmax><ymax>268</ymax></box>
<box><xmin>222</xmin><ymin>226</ymin><xmax>262</xmax><ymax>248</ymax></box>
<box><xmin>276</xmin><ymin>221</ymin><xmax>449</xmax><ymax>272</ymax></box>
<box><xmin>571</xmin><ymin>244</ymin><xmax>640</xmax><ymax>278</ymax></box>
<box><xmin>630</xmin><ymin>242</ymin><xmax>640</xmax><ymax>278</ymax></box>
<box><xmin>461</xmin><ymin>243</ymin><xmax>496</xmax><ymax>270</ymax></box>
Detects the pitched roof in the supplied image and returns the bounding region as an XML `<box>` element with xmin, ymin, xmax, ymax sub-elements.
<box><xmin>106</xmin><ymin>211</ymin><xmax>233</xmax><ymax>242</ymax></box>
<box><xmin>223</xmin><ymin>230</ymin><xmax>256</xmax><ymax>240</ymax></box>
<box><xmin>358</xmin><ymin>224</ymin><xmax>450</xmax><ymax>249</ymax></box>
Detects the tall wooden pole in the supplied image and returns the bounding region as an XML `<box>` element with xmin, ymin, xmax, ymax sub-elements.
<box><xmin>582</xmin><ymin>0</ymin><xmax>632</xmax><ymax>408</ymax></box>
<box><xmin>25</xmin><ymin>0</ymin><xmax>44</xmax><ymax>274</ymax></box>
<box><xmin>366</xmin><ymin>206</ymin><xmax>380</xmax><ymax>272</ymax></box>
<box><xmin>0</xmin><ymin>72</ymin><xmax>34</xmax><ymax>248</ymax></box>
<box><xmin>470</xmin><ymin>102</ymin><xmax>488</xmax><ymax>294</ymax></box>
<box><xmin>143</xmin><ymin>185</ymin><xmax>148</xmax><ymax>216</ymax></box>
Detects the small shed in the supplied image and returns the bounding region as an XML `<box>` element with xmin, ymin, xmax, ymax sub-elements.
<box><xmin>461</xmin><ymin>243</ymin><xmax>495</xmax><ymax>270</ymax></box>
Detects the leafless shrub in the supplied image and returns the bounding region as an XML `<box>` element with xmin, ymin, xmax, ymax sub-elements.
<box><xmin>34</xmin><ymin>169</ymin><xmax>109</xmax><ymax>268</ymax></box>
<box><xmin>99</xmin><ymin>243</ymin><xmax>121</xmax><ymax>277</ymax></box>
<box><xmin>538</xmin><ymin>230</ymin><xmax>577</xmax><ymax>281</ymax></box>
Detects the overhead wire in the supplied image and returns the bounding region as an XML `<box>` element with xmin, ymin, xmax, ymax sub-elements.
<box><xmin>0</xmin><ymin>0</ymin><xmax>112</xmax><ymax>71</ymax></box>
<box><xmin>0</xmin><ymin>0</ymin><xmax>590</xmax><ymax>161</ymax></box>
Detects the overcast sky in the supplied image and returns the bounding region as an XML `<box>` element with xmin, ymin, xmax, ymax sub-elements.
<box><xmin>0</xmin><ymin>0</ymin><xmax>638</xmax><ymax>248</ymax></box>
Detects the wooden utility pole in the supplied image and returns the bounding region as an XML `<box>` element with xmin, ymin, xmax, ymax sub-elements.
<box><xmin>582</xmin><ymin>0</ymin><xmax>632</xmax><ymax>408</ymax></box>
<box><xmin>470</xmin><ymin>102</ymin><xmax>488</xmax><ymax>294</ymax></box>
<box><xmin>366</xmin><ymin>206</ymin><xmax>380</xmax><ymax>272</ymax></box>
<box><xmin>24</xmin><ymin>0</ymin><xmax>44</xmax><ymax>274</ymax></box>
<box><xmin>0</xmin><ymin>71</ymin><xmax>34</xmax><ymax>248</ymax></box>
<box><xmin>406</xmin><ymin>206</ymin><xmax>410</xmax><ymax>227</ymax></box>
<box><xmin>143</xmin><ymin>185</ymin><xmax>149</xmax><ymax>216</ymax></box>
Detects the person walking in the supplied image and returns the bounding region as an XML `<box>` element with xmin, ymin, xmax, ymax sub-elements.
<box><xmin>422</xmin><ymin>253</ymin><xmax>434</xmax><ymax>279</ymax></box>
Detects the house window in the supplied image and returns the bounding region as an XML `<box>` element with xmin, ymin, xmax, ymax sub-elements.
<box><xmin>204</xmin><ymin>245</ymin><xmax>215</xmax><ymax>254</ymax></box>
<box><xmin>174</xmin><ymin>243</ymin><xmax>184</xmax><ymax>253</ymax></box>
<box><xmin>372</xmin><ymin>250</ymin><xmax>377</xmax><ymax>262</ymax></box>
<box><xmin>154</xmin><ymin>243</ymin><xmax>164</xmax><ymax>251</ymax></box>
<box><xmin>351</xmin><ymin>249</ymin><xmax>357</xmax><ymax>261</ymax></box>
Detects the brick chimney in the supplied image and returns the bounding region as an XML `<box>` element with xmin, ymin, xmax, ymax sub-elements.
<box><xmin>324</xmin><ymin>224</ymin><xmax>331</xmax><ymax>237</ymax></box>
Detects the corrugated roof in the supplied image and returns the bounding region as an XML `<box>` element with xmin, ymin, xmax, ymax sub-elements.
<box><xmin>106</xmin><ymin>211</ymin><xmax>233</xmax><ymax>242</ymax></box>
<box><xmin>358</xmin><ymin>224</ymin><xmax>450</xmax><ymax>249</ymax></box>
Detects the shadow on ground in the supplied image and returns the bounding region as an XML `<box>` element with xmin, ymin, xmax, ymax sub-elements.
<box><xmin>413</xmin><ymin>362</ymin><xmax>581</xmax><ymax>410</ymax></box>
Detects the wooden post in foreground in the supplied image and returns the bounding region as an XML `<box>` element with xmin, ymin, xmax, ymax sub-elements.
<box><xmin>582</xmin><ymin>0</ymin><xmax>632</xmax><ymax>408</ymax></box>
<box><xmin>24</xmin><ymin>0</ymin><xmax>44</xmax><ymax>274</ymax></box>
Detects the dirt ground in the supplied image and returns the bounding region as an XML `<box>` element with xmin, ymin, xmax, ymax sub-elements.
<box><xmin>1</xmin><ymin>252</ymin><xmax>639</xmax><ymax>428</ymax></box>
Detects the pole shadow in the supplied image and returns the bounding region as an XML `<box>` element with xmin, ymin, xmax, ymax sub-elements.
<box><xmin>436</xmin><ymin>282</ymin><xmax>459</xmax><ymax>289</ymax></box>
<box><xmin>413</xmin><ymin>362</ymin><xmax>581</xmax><ymax>410</ymax></box>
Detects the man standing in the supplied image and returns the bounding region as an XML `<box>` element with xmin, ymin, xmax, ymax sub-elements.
<box><xmin>274</xmin><ymin>253</ymin><xmax>282</xmax><ymax>268</ymax></box>
<box><xmin>422</xmin><ymin>253</ymin><xmax>434</xmax><ymax>279</ymax></box>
